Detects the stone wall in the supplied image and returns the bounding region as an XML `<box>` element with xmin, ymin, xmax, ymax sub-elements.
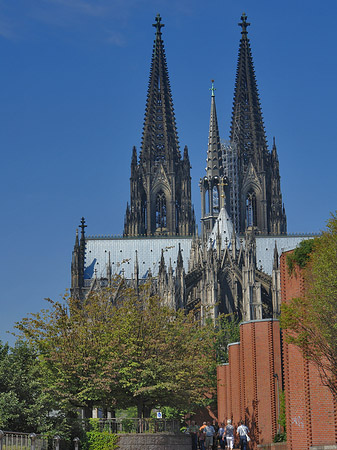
<box><xmin>257</xmin><ymin>443</ymin><xmax>287</xmax><ymax>450</ymax></box>
<box><xmin>116</xmin><ymin>433</ymin><xmax>191</xmax><ymax>450</ymax></box>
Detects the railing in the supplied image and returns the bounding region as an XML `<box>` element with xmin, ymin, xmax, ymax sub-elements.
<box><xmin>83</xmin><ymin>418</ymin><xmax>181</xmax><ymax>434</ymax></box>
<box><xmin>0</xmin><ymin>431</ymin><xmax>47</xmax><ymax>449</ymax></box>
<box><xmin>0</xmin><ymin>431</ymin><xmax>81</xmax><ymax>450</ymax></box>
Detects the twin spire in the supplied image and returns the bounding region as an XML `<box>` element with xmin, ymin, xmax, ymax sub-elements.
<box><xmin>230</xmin><ymin>12</ymin><xmax>267</xmax><ymax>170</ymax></box>
<box><xmin>141</xmin><ymin>13</ymin><xmax>179</xmax><ymax>164</ymax></box>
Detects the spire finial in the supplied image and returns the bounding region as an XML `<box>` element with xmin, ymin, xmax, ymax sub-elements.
<box><xmin>210</xmin><ymin>79</ymin><xmax>216</xmax><ymax>98</ymax></box>
<box><xmin>79</xmin><ymin>217</ymin><xmax>87</xmax><ymax>238</ymax></box>
<box><xmin>238</xmin><ymin>12</ymin><xmax>250</xmax><ymax>35</ymax></box>
<box><xmin>153</xmin><ymin>13</ymin><xmax>165</xmax><ymax>36</ymax></box>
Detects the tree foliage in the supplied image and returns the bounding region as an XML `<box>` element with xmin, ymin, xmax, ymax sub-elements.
<box><xmin>281</xmin><ymin>213</ymin><xmax>337</xmax><ymax>399</ymax></box>
<box><xmin>215</xmin><ymin>314</ymin><xmax>240</xmax><ymax>364</ymax></box>
<box><xmin>0</xmin><ymin>340</ymin><xmax>45</xmax><ymax>432</ymax></box>
<box><xmin>0</xmin><ymin>339</ymin><xmax>85</xmax><ymax>444</ymax></box>
<box><xmin>16</xmin><ymin>279</ymin><xmax>218</xmax><ymax>418</ymax></box>
<box><xmin>285</xmin><ymin>238</ymin><xmax>315</xmax><ymax>275</ymax></box>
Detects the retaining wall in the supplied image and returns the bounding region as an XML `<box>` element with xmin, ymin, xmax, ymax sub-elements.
<box><xmin>117</xmin><ymin>433</ymin><xmax>191</xmax><ymax>450</ymax></box>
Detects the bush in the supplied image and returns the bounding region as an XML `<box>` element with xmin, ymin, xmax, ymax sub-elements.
<box><xmin>85</xmin><ymin>419</ymin><xmax>118</xmax><ymax>450</ymax></box>
<box><xmin>273</xmin><ymin>431</ymin><xmax>286</xmax><ymax>443</ymax></box>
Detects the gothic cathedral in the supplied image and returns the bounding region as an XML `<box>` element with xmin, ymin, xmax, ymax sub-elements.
<box><xmin>72</xmin><ymin>14</ymin><xmax>312</xmax><ymax>323</ymax></box>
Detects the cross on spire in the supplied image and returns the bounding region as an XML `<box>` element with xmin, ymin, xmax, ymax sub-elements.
<box><xmin>210</xmin><ymin>79</ymin><xmax>216</xmax><ymax>97</ymax></box>
<box><xmin>238</xmin><ymin>12</ymin><xmax>250</xmax><ymax>35</ymax></box>
<box><xmin>153</xmin><ymin>13</ymin><xmax>165</xmax><ymax>36</ymax></box>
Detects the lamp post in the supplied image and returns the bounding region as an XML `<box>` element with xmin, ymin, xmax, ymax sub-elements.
<box><xmin>54</xmin><ymin>435</ymin><xmax>61</xmax><ymax>450</ymax></box>
<box><xmin>73</xmin><ymin>437</ymin><xmax>80</xmax><ymax>450</ymax></box>
<box><xmin>0</xmin><ymin>430</ymin><xmax>4</xmax><ymax>450</ymax></box>
<box><xmin>29</xmin><ymin>433</ymin><xmax>37</xmax><ymax>450</ymax></box>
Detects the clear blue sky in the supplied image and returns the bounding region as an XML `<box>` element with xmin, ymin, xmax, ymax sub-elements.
<box><xmin>1</xmin><ymin>0</ymin><xmax>336</xmax><ymax>345</ymax></box>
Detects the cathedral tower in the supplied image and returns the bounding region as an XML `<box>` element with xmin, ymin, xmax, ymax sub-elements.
<box><xmin>124</xmin><ymin>14</ymin><xmax>195</xmax><ymax>237</ymax></box>
<box><xmin>228</xmin><ymin>13</ymin><xmax>287</xmax><ymax>235</ymax></box>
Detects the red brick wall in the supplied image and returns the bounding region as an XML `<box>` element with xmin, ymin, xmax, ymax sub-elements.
<box><xmin>240</xmin><ymin>320</ymin><xmax>282</xmax><ymax>446</ymax></box>
<box><xmin>229</xmin><ymin>342</ymin><xmax>241</xmax><ymax>424</ymax></box>
<box><xmin>217</xmin><ymin>321</ymin><xmax>282</xmax><ymax>448</ymax></box>
<box><xmin>280</xmin><ymin>251</ymin><xmax>337</xmax><ymax>450</ymax></box>
<box><xmin>217</xmin><ymin>364</ymin><xmax>228</xmax><ymax>424</ymax></box>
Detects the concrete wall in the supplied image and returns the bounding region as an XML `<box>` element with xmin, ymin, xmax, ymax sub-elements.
<box><xmin>117</xmin><ymin>433</ymin><xmax>191</xmax><ymax>450</ymax></box>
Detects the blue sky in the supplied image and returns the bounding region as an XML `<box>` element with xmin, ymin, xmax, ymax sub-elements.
<box><xmin>1</xmin><ymin>0</ymin><xmax>337</xmax><ymax>344</ymax></box>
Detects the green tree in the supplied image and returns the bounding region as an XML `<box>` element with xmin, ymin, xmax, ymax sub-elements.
<box><xmin>281</xmin><ymin>213</ymin><xmax>337</xmax><ymax>399</ymax></box>
<box><xmin>16</xmin><ymin>289</ymin><xmax>124</xmax><ymax>413</ymax></box>
<box><xmin>0</xmin><ymin>340</ymin><xmax>69</xmax><ymax>435</ymax></box>
<box><xmin>215</xmin><ymin>314</ymin><xmax>240</xmax><ymax>364</ymax></box>
<box><xmin>112</xmin><ymin>290</ymin><xmax>217</xmax><ymax>417</ymax></box>
<box><xmin>16</xmin><ymin>279</ymin><xmax>218</xmax><ymax>418</ymax></box>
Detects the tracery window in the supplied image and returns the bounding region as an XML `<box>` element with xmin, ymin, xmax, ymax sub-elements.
<box><xmin>246</xmin><ymin>190</ymin><xmax>257</xmax><ymax>227</ymax></box>
<box><xmin>156</xmin><ymin>191</ymin><xmax>167</xmax><ymax>230</ymax></box>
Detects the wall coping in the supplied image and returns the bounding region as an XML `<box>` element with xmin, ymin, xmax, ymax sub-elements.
<box><xmin>240</xmin><ymin>318</ymin><xmax>280</xmax><ymax>326</ymax></box>
<box><xmin>310</xmin><ymin>446</ymin><xmax>337</xmax><ymax>450</ymax></box>
<box><xmin>227</xmin><ymin>342</ymin><xmax>240</xmax><ymax>347</ymax></box>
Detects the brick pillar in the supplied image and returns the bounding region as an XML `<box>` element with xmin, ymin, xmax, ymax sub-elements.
<box><xmin>217</xmin><ymin>364</ymin><xmax>228</xmax><ymax>424</ymax></box>
<box><xmin>240</xmin><ymin>319</ymin><xmax>282</xmax><ymax>447</ymax></box>
<box><xmin>228</xmin><ymin>342</ymin><xmax>241</xmax><ymax>426</ymax></box>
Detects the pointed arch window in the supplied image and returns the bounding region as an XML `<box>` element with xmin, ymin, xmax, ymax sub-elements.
<box><xmin>246</xmin><ymin>190</ymin><xmax>257</xmax><ymax>227</ymax></box>
<box><xmin>213</xmin><ymin>185</ymin><xmax>219</xmax><ymax>214</ymax></box>
<box><xmin>156</xmin><ymin>191</ymin><xmax>167</xmax><ymax>230</ymax></box>
<box><xmin>142</xmin><ymin>199</ymin><xmax>147</xmax><ymax>232</ymax></box>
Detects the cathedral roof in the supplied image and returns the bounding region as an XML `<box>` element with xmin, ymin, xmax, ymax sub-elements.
<box><xmin>208</xmin><ymin>207</ymin><xmax>239</xmax><ymax>249</ymax></box>
<box><xmin>83</xmin><ymin>236</ymin><xmax>192</xmax><ymax>281</ymax></box>
<box><xmin>255</xmin><ymin>235</ymin><xmax>315</xmax><ymax>276</ymax></box>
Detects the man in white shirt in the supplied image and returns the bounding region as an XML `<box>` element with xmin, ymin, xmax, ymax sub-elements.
<box><xmin>237</xmin><ymin>420</ymin><xmax>250</xmax><ymax>450</ymax></box>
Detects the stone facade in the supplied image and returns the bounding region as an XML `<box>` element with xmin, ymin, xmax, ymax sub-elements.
<box><xmin>123</xmin><ymin>14</ymin><xmax>195</xmax><ymax>238</ymax></box>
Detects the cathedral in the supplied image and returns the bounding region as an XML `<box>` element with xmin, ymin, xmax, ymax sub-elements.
<box><xmin>71</xmin><ymin>14</ymin><xmax>311</xmax><ymax>322</ymax></box>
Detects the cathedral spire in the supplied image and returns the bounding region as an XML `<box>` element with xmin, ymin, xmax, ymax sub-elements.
<box><xmin>141</xmin><ymin>13</ymin><xmax>179</xmax><ymax>165</ymax></box>
<box><xmin>230</xmin><ymin>13</ymin><xmax>267</xmax><ymax>171</ymax></box>
<box><xmin>71</xmin><ymin>221</ymin><xmax>86</xmax><ymax>300</ymax></box>
<box><xmin>206</xmin><ymin>80</ymin><xmax>223</xmax><ymax>180</ymax></box>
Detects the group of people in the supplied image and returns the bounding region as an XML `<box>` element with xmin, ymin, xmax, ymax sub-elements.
<box><xmin>188</xmin><ymin>419</ymin><xmax>250</xmax><ymax>450</ymax></box>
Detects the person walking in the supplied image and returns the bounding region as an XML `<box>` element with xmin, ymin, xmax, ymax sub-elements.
<box><xmin>218</xmin><ymin>422</ymin><xmax>226</xmax><ymax>449</ymax></box>
<box><xmin>204</xmin><ymin>421</ymin><xmax>215</xmax><ymax>450</ymax></box>
<box><xmin>188</xmin><ymin>421</ymin><xmax>199</xmax><ymax>450</ymax></box>
<box><xmin>237</xmin><ymin>420</ymin><xmax>250</xmax><ymax>450</ymax></box>
<box><xmin>212</xmin><ymin>421</ymin><xmax>219</xmax><ymax>450</ymax></box>
<box><xmin>198</xmin><ymin>426</ymin><xmax>206</xmax><ymax>450</ymax></box>
<box><xmin>225</xmin><ymin>419</ymin><xmax>234</xmax><ymax>450</ymax></box>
